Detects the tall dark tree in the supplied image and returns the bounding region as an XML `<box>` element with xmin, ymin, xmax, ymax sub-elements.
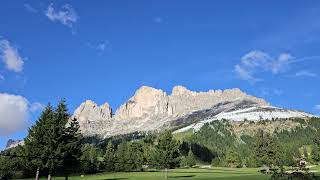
<box><xmin>125</xmin><ymin>142</ymin><xmax>144</xmax><ymax>171</ymax></box>
<box><xmin>152</xmin><ymin>130</ymin><xmax>180</xmax><ymax>179</ymax></box>
<box><xmin>24</xmin><ymin>100</ymin><xmax>81</xmax><ymax>180</ymax></box>
<box><xmin>254</xmin><ymin>130</ymin><xmax>281</xmax><ymax>170</ymax></box>
<box><xmin>104</xmin><ymin>141</ymin><xmax>115</xmax><ymax>172</ymax></box>
<box><xmin>115</xmin><ymin>142</ymin><xmax>128</xmax><ymax>172</ymax></box>
<box><xmin>45</xmin><ymin>100</ymin><xmax>71</xmax><ymax>180</ymax></box>
<box><xmin>80</xmin><ymin>144</ymin><xmax>99</xmax><ymax>174</ymax></box>
<box><xmin>61</xmin><ymin>117</ymin><xmax>82</xmax><ymax>180</ymax></box>
<box><xmin>24</xmin><ymin>104</ymin><xmax>54</xmax><ymax>179</ymax></box>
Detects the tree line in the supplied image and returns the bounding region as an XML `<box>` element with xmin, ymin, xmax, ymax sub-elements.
<box><xmin>0</xmin><ymin>100</ymin><xmax>182</xmax><ymax>179</ymax></box>
<box><xmin>1</xmin><ymin>100</ymin><xmax>320</xmax><ymax>179</ymax></box>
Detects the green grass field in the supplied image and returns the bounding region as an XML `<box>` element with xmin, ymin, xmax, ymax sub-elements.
<box><xmin>17</xmin><ymin>165</ymin><xmax>320</xmax><ymax>180</ymax></box>
<box><xmin>18</xmin><ymin>167</ymin><xmax>271</xmax><ymax>180</ymax></box>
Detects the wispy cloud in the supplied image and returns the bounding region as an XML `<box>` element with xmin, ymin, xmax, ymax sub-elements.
<box><xmin>97</xmin><ymin>40</ymin><xmax>110</xmax><ymax>51</ymax></box>
<box><xmin>290</xmin><ymin>70</ymin><xmax>317</xmax><ymax>78</ymax></box>
<box><xmin>86</xmin><ymin>40</ymin><xmax>111</xmax><ymax>52</ymax></box>
<box><xmin>235</xmin><ymin>50</ymin><xmax>293</xmax><ymax>83</ymax></box>
<box><xmin>0</xmin><ymin>74</ymin><xmax>4</xmax><ymax>81</ymax></box>
<box><xmin>24</xmin><ymin>3</ymin><xmax>38</xmax><ymax>13</ymax></box>
<box><xmin>45</xmin><ymin>3</ymin><xmax>78</xmax><ymax>31</ymax></box>
<box><xmin>234</xmin><ymin>64</ymin><xmax>261</xmax><ymax>84</ymax></box>
<box><xmin>30</xmin><ymin>102</ymin><xmax>45</xmax><ymax>112</ymax></box>
<box><xmin>315</xmin><ymin>105</ymin><xmax>320</xmax><ymax>113</ymax></box>
<box><xmin>0</xmin><ymin>39</ymin><xmax>24</xmax><ymax>73</ymax></box>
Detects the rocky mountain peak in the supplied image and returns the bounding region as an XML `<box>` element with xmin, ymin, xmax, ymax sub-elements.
<box><xmin>171</xmin><ymin>85</ymin><xmax>192</xmax><ymax>96</ymax></box>
<box><xmin>72</xmin><ymin>100</ymin><xmax>113</xmax><ymax>135</ymax></box>
<box><xmin>72</xmin><ymin>86</ymin><xmax>277</xmax><ymax>137</ymax></box>
<box><xmin>115</xmin><ymin>86</ymin><xmax>168</xmax><ymax>120</ymax></box>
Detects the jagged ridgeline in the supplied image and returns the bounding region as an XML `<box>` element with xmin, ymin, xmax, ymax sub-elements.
<box><xmin>72</xmin><ymin>85</ymin><xmax>315</xmax><ymax>139</ymax></box>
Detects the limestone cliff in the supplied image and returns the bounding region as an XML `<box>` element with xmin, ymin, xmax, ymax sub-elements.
<box><xmin>72</xmin><ymin>86</ymin><xmax>273</xmax><ymax>137</ymax></box>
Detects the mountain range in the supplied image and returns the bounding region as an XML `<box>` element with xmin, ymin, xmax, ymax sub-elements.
<box><xmin>72</xmin><ymin>85</ymin><xmax>316</xmax><ymax>138</ymax></box>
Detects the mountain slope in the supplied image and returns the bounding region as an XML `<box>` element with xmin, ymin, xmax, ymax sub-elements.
<box><xmin>174</xmin><ymin>100</ymin><xmax>315</xmax><ymax>133</ymax></box>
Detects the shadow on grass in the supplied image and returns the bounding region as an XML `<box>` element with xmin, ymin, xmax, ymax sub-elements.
<box><xmin>172</xmin><ymin>171</ymin><xmax>253</xmax><ymax>175</ymax></box>
<box><xmin>101</xmin><ymin>178</ymin><xmax>129</xmax><ymax>180</ymax></box>
<box><xmin>169</xmin><ymin>175</ymin><xmax>196</xmax><ymax>178</ymax></box>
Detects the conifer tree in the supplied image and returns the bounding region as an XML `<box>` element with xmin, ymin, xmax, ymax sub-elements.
<box><xmin>80</xmin><ymin>144</ymin><xmax>98</xmax><ymax>173</ymax></box>
<box><xmin>254</xmin><ymin>130</ymin><xmax>281</xmax><ymax>170</ymax></box>
<box><xmin>62</xmin><ymin>117</ymin><xmax>82</xmax><ymax>180</ymax></box>
<box><xmin>104</xmin><ymin>141</ymin><xmax>115</xmax><ymax>172</ymax></box>
<box><xmin>45</xmin><ymin>100</ymin><xmax>71</xmax><ymax>180</ymax></box>
<box><xmin>185</xmin><ymin>149</ymin><xmax>196</xmax><ymax>167</ymax></box>
<box><xmin>24</xmin><ymin>100</ymin><xmax>81</xmax><ymax>180</ymax></box>
<box><xmin>24</xmin><ymin>104</ymin><xmax>54</xmax><ymax>179</ymax></box>
<box><xmin>152</xmin><ymin>130</ymin><xmax>180</xmax><ymax>179</ymax></box>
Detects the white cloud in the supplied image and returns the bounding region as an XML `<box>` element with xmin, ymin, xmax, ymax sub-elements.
<box><xmin>272</xmin><ymin>53</ymin><xmax>292</xmax><ymax>74</ymax></box>
<box><xmin>0</xmin><ymin>93</ymin><xmax>44</xmax><ymax>136</ymax></box>
<box><xmin>290</xmin><ymin>70</ymin><xmax>317</xmax><ymax>78</ymax></box>
<box><xmin>0</xmin><ymin>93</ymin><xmax>29</xmax><ymax>136</ymax></box>
<box><xmin>0</xmin><ymin>39</ymin><xmax>24</xmax><ymax>72</ymax></box>
<box><xmin>0</xmin><ymin>74</ymin><xmax>4</xmax><ymax>81</ymax></box>
<box><xmin>30</xmin><ymin>102</ymin><xmax>45</xmax><ymax>112</ymax></box>
<box><xmin>235</xmin><ymin>50</ymin><xmax>293</xmax><ymax>83</ymax></box>
<box><xmin>234</xmin><ymin>64</ymin><xmax>260</xmax><ymax>83</ymax></box>
<box><xmin>315</xmin><ymin>105</ymin><xmax>320</xmax><ymax>112</ymax></box>
<box><xmin>24</xmin><ymin>3</ymin><xmax>38</xmax><ymax>13</ymax></box>
<box><xmin>45</xmin><ymin>3</ymin><xmax>78</xmax><ymax>29</ymax></box>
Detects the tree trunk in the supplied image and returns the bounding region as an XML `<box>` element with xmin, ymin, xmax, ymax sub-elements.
<box><xmin>65</xmin><ymin>174</ymin><xmax>69</xmax><ymax>180</ymax></box>
<box><xmin>47</xmin><ymin>173</ymin><xmax>51</xmax><ymax>180</ymax></box>
<box><xmin>35</xmin><ymin>167</ymin><xmax>39</xmax><ymax>180</ymax></box>
<box><xmin>165</xmin><ymin>168</ymin><xmax>168</xmax><ymax>179</ymax></box>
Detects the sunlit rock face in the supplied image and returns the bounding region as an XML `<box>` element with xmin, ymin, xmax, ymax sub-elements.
<box><xmin>72</xmin><ymin>85</ymin><xmax>314</xmax><ymax>138</ymax></box>
<box><xmin>115</xmin><ymin>86</ymin><xmax>169</xmax><ymax>120</ymax></box>
<box><xmin>114</xmin><ymin>85</ymin><xmax>269</xmax><ymax>121</ymax></box>
<box><xmin>5</xmin><ymin>139</ymin><xmax>24</xmax><ymax>150</ymax></box>
<box><xmin>72</xmin><ymin>100</ymin><xmax>113</xmax><ymax>136</ymax></box>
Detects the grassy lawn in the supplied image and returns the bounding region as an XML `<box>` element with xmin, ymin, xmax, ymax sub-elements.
<box><xmin>17</xmin><ymin>167</ymin><xmax>271</xmax><ymax>180</ymax></box>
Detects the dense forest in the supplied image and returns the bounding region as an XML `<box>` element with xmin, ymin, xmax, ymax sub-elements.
<box><xmin>1</xmin><ymin>100</ymin><xmax>320</xmax><ymax>179</ymax></box>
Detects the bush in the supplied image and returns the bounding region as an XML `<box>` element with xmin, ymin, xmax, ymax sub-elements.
<box><xmin>270</xmin><ymin>172</ymin><xmax>319</xmax><ymax>180</ymax></box>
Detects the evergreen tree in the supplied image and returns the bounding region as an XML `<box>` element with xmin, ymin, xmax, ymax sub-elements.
<box><xmin>254</xmin><ymin>130</ymin><xmax>281</xmax><ymax>169</ymax></box>
<box><xmin>125</xmin><ymin>142</ymin><xmax>144</xmax><ymax>171</ymax></box>
<box><xmin>115</xmin><ymin>142</ymin><xmax>127</xmax><ymax>172</ymax></box>
<box><xmin>152</xmin><ymin>130</ymin><xmax>180</xmax><ymax>179</ymax></box>
<box><xmin>80</xmin><ymin>144</ymin><xmax>99</xmax><ymax>174</ymax></box>
<box><xmin>225</xmin><ymin>150</ymin><xmax>241</xmax><ymax>168</ymax></box>
<box><xmin>313</xmin><ymin>130</ymin><xmax>320</xmax><ymax>162</ymax></box>
<box><xmin>61</xmin><ymin>117</ymin><xmax>82</xmax><ymax>179</ymax></box>
<box><xmin>24</xmin><ymin>104</ymin><xmax>54</xmax><ymax>178</ymax></box>
<box><xmin>23</xmin><ymin>100</ymin><xmax>81</xmax><ymax>180</ymax></box>
<box><xmin>104</xmin><ymin>141</ymin><xmax>115</xmax><ymax>172</ymax></box>
<box><xmin>45</xmin><ymin>100</ymin><xmax>72</xmax><ymax>179</ymax></box>
<box><xmin>185</xmin><ymin>150</ymin><xmax>196</xmax><ymax>167</ymax></box>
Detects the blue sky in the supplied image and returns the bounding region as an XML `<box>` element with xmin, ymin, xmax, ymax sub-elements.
<box><xmin>0</xmin><ymin>0</ymin><xmax>320</xmax><ymax>149</ymax></box>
